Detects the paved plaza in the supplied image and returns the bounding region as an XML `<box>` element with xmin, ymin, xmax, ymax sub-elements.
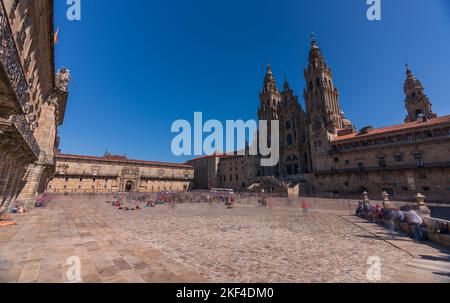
<box><xmin>1</xmin><ymin>195</ymin><xmax>449</xmax><ymax>283</ymax></box>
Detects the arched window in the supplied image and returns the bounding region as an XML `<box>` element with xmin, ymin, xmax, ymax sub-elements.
<box><xmin>316</xmin><ymin>78</ymin><xmax>321</xmax><ymax>88</ymax></box>
<box><xmin>287</xmin><ymin>165</ymin><xmax>293</xmax><ymax>175</ymax></box>
<box><xmin>415</xmin><ymin>109</ymin><xmax>424</xmax><ymax>119</ymax></box>
<box><xmin>286</xmin><ymin>155</ymin><xmax>300</xmax><ymax>175</ymax></box>
<box><xmin>287</xmin><ymin>134</ymin><xmax>293</xmax><ymax>145</ymax></box>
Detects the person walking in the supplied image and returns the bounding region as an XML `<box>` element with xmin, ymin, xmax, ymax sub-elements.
<box><xmin>302</xmin><ymin>201</ymin><xmax>311</xmax><ymax>216</ymax></box>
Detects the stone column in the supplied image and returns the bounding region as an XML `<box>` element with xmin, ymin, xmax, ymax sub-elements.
<box><xmin>0</xmin><ymin>151</ymin><xmax>11</xmax><ymax>198</ymax></box>
<box><xmin>416</xmin><ymin>193</ymin><xmax>431</xmax><ymax>217</ymax></box>
<box><xmin>16</xmin><ymin>163</ymin><xmax>46</xmax><ymax>208</ymax></box>
<box><xmin>0</xmin><ymin>153</ymin><xmax>16</xmax><ymax>208</ymax></box>
<box><xmin>2</xmin><ymin>163</ymin><xmax>24</xmax><ymax>209</ymax></box>
<box><xmin>16</xmin><ymin>91</ymin><xmax>60</xmax><ymax>209</ymax></box>
<box><xmin>382</xmin><ymin>191</ymin><xmax>394</xmax><ymax>209</ymax></box>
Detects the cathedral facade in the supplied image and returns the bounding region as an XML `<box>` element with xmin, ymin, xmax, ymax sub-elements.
<box><xmin>189</xmin><ymin>35</ymin><xmax>450</xmax><ymax>203</ymax></box>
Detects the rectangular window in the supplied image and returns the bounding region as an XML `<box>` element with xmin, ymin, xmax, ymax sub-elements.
<box><xmin>394</xmin><ymin>154</ymin><xmax>403</xmax><ymax>162</ymax></box>
<box><xmin>414</xmin><ymin>154</ymin><xmax>424</xmax><ymax>168</ymax></box>
<box><xmin>378</xmin><ymin>157</ymin><xmax>386</xmax><ymax>168</ymax></box>
<box><xmin>287</xmin><ymin>165</ymin><xmax>293</xmax><ymax>175</ymax></box>
<box><xmin>358</xmin><ymin>163</ymin><xmax>365</xmax><ymax>172</ymax></box>
<box><xmin>293</xmin><ymin>164</ymin><xmax>300</xmax><ymax>175</ymax></box>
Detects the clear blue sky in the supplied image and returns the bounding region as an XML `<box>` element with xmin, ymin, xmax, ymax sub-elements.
<box><xmin>54</xmin><ymin>0</ymin><xmax>450</xmax><ymax>163</ymax></box>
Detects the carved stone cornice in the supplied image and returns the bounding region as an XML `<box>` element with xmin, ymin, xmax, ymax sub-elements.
<box><xmin>0</xmin><ymin>1</ymin><xmax>29</xmax><ymax>112</ymax></box>
<box><xmin>46</xmin><ymin>87</ymin><xmax>68</xmax><ymax>126</ymax></box>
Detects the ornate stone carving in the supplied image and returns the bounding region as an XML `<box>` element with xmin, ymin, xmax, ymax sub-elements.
<box><xmin>11</xmin><ymin>114</ymin><xmax>40</xmax><ymax>158</ymax></box>
<box><xmin>0</xmin><ymin>3</ymin><xmax>29</xmax><ymax>110</ymax></box>
<box><xmin>47</xmin><ymin>93</ymin><xmax>59</xmax><ymax>108</ymax></box>
<box><xmin>27</xmin><ymin>112</ymin><xmax>38</xmax><ymax>131</ymax></box>
<box><xmin>55</xmin><ymin>68</ymin><xmax>70</xmax><ymax>92</ymax></box>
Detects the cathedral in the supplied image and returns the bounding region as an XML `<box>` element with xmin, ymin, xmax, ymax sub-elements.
<box><xmin>189</xmin><ymin>34</ymin><xmax>450</xmax><ymax>203</ymax></box>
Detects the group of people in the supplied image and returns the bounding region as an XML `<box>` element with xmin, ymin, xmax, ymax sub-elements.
<box><xmin>110</xmin><ymin>194</ymin><xmax>142</xmax><ymax>211</ymax></box>
<box><xmin>356</xmin><ymin>200</ymin><xmax>426</xmax><ymax>240</ymax></box>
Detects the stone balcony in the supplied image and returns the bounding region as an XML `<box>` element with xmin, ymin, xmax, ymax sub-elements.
<box><xmin>0</xmin><ymin>0</ymin><xmax>39</xmax><ymax>160</ymax></box>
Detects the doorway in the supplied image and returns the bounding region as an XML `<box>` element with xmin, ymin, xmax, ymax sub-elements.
<box><xmin>125</xmin><ymin>180</ymin><xmax>134</xmax><ymax>192</ymax></box>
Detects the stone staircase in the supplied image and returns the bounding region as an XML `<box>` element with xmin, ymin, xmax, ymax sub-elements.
<box><xmin>343</xmin><ymin>215</ymin><xmax>450</xmax><ymax>283</ymax></box>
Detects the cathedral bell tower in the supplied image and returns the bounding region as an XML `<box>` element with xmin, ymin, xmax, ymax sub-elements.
<box><xmin>303</xmin><ymin>33</ymin><xmax>350</xmax><ymax>136</ymax></box>
<box><xmin>257</xmin><ymin>64</ymin><xmax>282</xmax><ymax>176</ymax></box>
<box><xmin>258</xmin><ymin>64</ymin><xmax>281</xmax><ymax>122</ymax></box>
<box><xmin>303</xmin><ymin>34</ymin><xmax>352</xmax><ymax>173</ymax></box>
<box><xmin>404</xmin><ymin>64</ymin><xmax>437</xmax><ymax>122</ymax></box>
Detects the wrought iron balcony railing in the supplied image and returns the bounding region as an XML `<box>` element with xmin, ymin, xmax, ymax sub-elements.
<box><xmin>11</xmin><ymin>114</ymin><xmax>40</xmax><ymax>158</ymax></box>
<box><xmin>0</xmin><ymin>0</ymin><xmax>29</xmax><ymax>110</ymax></box>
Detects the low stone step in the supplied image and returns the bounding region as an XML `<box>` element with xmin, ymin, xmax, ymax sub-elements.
<box><xmin>406</xmin><ymin>259</ymin><xmax>450</xmax><ymax>273</ymax></box>
<box><xmin>400</xmin><ymin>264</ymin><xmax>450</xmax><ymax>283</ymax></box>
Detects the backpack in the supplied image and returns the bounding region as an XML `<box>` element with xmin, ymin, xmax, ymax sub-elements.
<box><xmin>435</xmin><ymin>221</ymin><xmax>449</xmax><ymax>235</ymax></box>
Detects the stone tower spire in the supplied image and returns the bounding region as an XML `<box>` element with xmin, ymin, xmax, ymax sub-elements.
<box><xmin>404</xmin><ymin>64</ymin><xmax>437</xmax><ymax>122</ymax></box>
<box><xmin>259</xmin><ymin>64</ymin><xmax>281</xmax><ymax>121</ymax></box>
<box><xmin>263</xmin><ymin>64</ymin><xmax>277</xmax><ymax>93</ymax></box>
<box><xmin>303</xmin><ymin>34</ymin><xmax>349</xmax><ymax>135</ymax></box>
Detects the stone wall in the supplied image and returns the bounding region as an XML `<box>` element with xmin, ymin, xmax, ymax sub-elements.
<box><xmin>0</xmin><ymin>1</ymin><xmax>67</xmax><ymax>211</ymax></box>
<box><xmin>46</xmin><ymin>154</ymin><xmax>194</xmax><ymax>194</ymax></box>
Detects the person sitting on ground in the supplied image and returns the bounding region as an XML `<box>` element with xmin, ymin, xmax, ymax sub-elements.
<box><xmin>374</xmin><ymin>204</ymin><xmax>384</xmax><ymax>223</ymax></box>
<box><xmin>362</xmin><ymin>200</ymin><xmax>372</xmax><ymax>218</ymax></box>
<box><xmin>404</xmin><ymin>206</ymin><xmax>425</xmax><ymax>241</ymax></box>
<box><xmin>17</xmin><ymin>206</ymin><xmax>27</xmax><ymax>214</ymax></box>
<box><xmin>356</xmin><ymin>201</ymin><xmax>365</xmax><ymax>217</ymax></box>
<box><xmin>393</xmin><ymin>208</ymin><xmax>405</xmax><ymax>230</ymax></box>
<box><xmin>367</xmin><ymin>204</ymin><xmax>378</xmax><ymax>222</ymax></box>
<box><xmin>35</xmin><ymin>193</ymin><xmax>47</xmax><ymax>208</ymax></box>
<box><xmin>382</xmin><ymin>204</ymin><xmax>396</xmax><ymax>229</ymax></box>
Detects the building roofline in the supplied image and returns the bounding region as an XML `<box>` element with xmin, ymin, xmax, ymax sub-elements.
<box><xmin>56</xmin><ymin>153</ymin><xmax>194</xmax><ymax>169</ymax></box>
<box><xmin>332</xmin><ymin>115</ymin><xmax>450</xmax><ymax>143</ymax></box>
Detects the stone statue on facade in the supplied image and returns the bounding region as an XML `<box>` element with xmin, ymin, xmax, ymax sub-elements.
<box><xmin>27</xmin><ymin>113</ymin><xmax>38</xmax><ymax>131</ymax></box>
<box><xmin>55</xmin><ymin>68</ymin><xmax>71</xmax><ymax>92</ymax></box>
